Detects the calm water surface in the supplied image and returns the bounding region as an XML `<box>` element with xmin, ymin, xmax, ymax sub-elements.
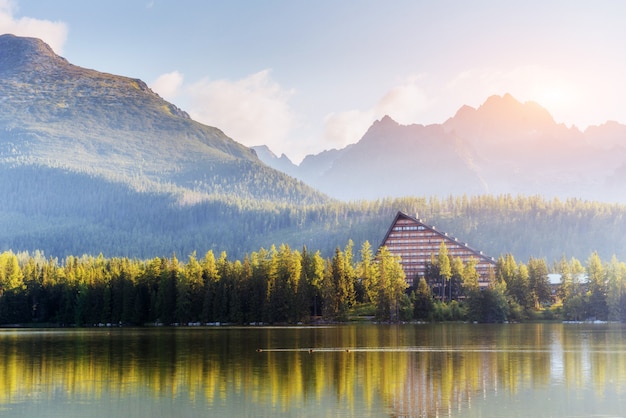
<box><xmin>0</xmin><ymin>323</ymin><xmax>625</xmax><ymax>417</ymax></box>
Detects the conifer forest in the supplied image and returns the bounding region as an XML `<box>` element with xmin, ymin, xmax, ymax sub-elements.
<box><xmin>1</xmin><ymin>241</ymin><xmax>624</xmax><ymax>326</ymax></box>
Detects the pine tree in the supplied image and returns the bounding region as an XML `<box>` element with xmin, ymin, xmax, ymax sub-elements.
<box><xmin>605</xmin><ymin>256</ymin><xmax>625</xmax><ymax>321</ymax></box>
<box><xmin>201</xmin><ymin>250</ymin><xmax>220</xmax><ymax>323</ymax></box>
<box><xmin>527</xmin><ymin>257</ymin><xmax>551</xmax><ymax>310</ymax></box>
<box><xmin>462</xmin><ymin>257</ymin><xmax>480</xmax><ymax>294</ymax></box>
<box><xmin>357</xmin><ymin>241</ymin><xmax>379</xmax><ymax>304</ymax></box>
<box><xmin>375</xmin><ymin>246</ymin><xmax>407</xmax><ymax>321</ymax></box>
<box><xmin>413</xmin><ymin>277</ymin><xmax>434</xmax><ymax>321</ymax></box>
<box><xmin>437</xmin><ymin>241</ymin><xmax>451</xmax><ymax>301</ymax></box>
<box><xmin>586</xmin><ymin>251</ymin><xmax>608</xmax><ymax>320</ymax></box>
<box><xmin>301</xmin><ymin>246</ymin><xmax>324</xmax><ymax>318</ymax></box>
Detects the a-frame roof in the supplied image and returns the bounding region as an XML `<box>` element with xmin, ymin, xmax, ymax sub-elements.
<box><xmin>380</xmin><ymin>211</ymin><xmax>496</xmax><ymax>265</ymax></box>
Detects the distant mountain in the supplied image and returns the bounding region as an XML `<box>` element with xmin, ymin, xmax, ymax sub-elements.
<box><xmin>258</xmin><ymin>93</ymin><xmax>626</xmax><ymax>202</ymax></box>
<box><xmin>251</xmin><ymin>145</ymin><xmax>299</xmax><ymax>178</ymax></box>
<box><xmin>309</xmin><ymin>116</ymin><xmax>484</xmax><ymax>199</ymax></box>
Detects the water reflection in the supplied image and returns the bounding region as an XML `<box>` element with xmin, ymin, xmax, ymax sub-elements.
<box><xmin>0</xmin><ymin>324</ymin><xmax>625</xmax><ymax>417</ymax></box>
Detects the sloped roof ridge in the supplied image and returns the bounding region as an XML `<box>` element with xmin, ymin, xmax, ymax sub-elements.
<box><xmin>380</xmin><ymin>211</ymin><xmax>495</xmax><ymax>263</ymax></box>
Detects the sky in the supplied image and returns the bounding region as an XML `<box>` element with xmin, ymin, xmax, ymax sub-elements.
<box><xmin>2</xmin><ymin>0</ymin><xmax>626</xmax><ymax>163</ymax></box>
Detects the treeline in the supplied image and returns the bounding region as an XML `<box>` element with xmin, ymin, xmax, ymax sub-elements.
<box><xmin>0</xmin><ymin>242</ymin><xmax>407</xmax><ymax>326</ymax></box>
<box><xmin>414</xmin><ymin>246</ymin><xmax>626</xmax><ymax>323</ymax></box>
<box><xmin>1</xmin><ymin>243</ymin><xmax>624</xmax><ymax>326</ymax></box>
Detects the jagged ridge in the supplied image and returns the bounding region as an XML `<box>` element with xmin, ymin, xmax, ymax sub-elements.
<box><xmin>258</xmin><ymin>94</ymin><xmax>626</xmax><ymax>202</ymax></box>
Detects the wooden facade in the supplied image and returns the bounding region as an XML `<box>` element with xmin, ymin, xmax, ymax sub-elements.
<box><xmin>380</xmin><ymin>212</ymin><xmax>496</xmax><ymax>287</ymax></box>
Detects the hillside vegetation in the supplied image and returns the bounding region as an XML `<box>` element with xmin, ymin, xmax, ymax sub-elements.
<box><xmin>1</xmin><ymin>165</ymin><xmax>625</xmax><ymax>263</ymax></box>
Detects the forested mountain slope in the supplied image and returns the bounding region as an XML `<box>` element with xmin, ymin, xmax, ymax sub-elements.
<box><xmin>2</xmin><ymin>165</ymin><xmax>625</xmax><ymax>265</ymax></box>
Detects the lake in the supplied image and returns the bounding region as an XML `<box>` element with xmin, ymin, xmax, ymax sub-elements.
<box><xmin>0</xmin><ymin>323</ymin><xmax>624</xmax><ymax>417</ymax></box>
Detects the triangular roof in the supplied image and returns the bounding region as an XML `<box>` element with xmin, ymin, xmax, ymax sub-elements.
<box><xmin>380</xmin><ymin>211</ymin><xmax>496</xmax><ymax>264</ymax></box>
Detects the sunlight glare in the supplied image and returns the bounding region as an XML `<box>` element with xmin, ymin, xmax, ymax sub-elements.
<box><xmin>526</xmin><ymin>80</ymin><xmax>581</xmax><ymax>126</ymax></box>
<box><xmin>533</xmin><ymin>86</ymin><xmax>569</xmax><ymax>112</ymax></box>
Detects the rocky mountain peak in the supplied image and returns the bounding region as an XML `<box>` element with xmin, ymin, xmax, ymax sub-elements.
<box><xmin>362</xmin><ymin>115</ymin><xmax>401</xmax><ymax>139</ymax></box>
<box><xmin>476</xmin><ymin>93</ymin><xmax>556</xmax><ymax>129</ymax></box>
<box><xmin>0</xmin><ymin>34</ymin><xmax>69</xmax><ymax>77</ymax></box>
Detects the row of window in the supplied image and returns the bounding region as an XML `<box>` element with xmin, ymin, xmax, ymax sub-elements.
<box><xmin>387</xmin><ymin>234</ymin><xmax>443</xmax><ymax>242</ymax></box>
<box><xmin>387</xmin><ymin>238</ymin><xmax>462</xmax><ymax>246</ymax></box>
<box><xmin>392</xmin><ymin>225</ymin><xmax>426</xmax><ymax>231</ymax></box>
<box><xmin>396</xmin><ymin>251</ymin><xmax>475</xmax><ymax>259</ymax></box>
<box><xmin>399</xmin><ymin>259</ymin><xmax>493</xmax><ymax>273</ymax></box>
<box><xmin>387</xmin><ymin>242</ymin><xmax>472</xmax><ymax>254</ymax></box>
<box><xmin>389</xmin><ymin>227</ymin><xmax>440</xmax><ymax>237</ymax></box>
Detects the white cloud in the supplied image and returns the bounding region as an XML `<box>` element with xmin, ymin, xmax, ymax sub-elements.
<box><xmin>322</xmin><ymin>76</ymin><xmax>432</xmax><ymax>149</ymax></box>
<box><xmin>151</xmin><ymin>70</ymin><xmax>184</xmax><ymax>101</ymax></box>
<box><xmin>184</xmin><ymin>70</ymin><xmax>297</xmax><ymax>153</ymax></box>
<box><xmin>0</xmin><ymin>0</ymin><xmax>68</xmax><ymax>54</ymax></box>
<box><xmin>323</xmin><ymin>110</ymin><xmax>375</xmax><ymax>149</ymax></box>
<box><xmin>377</xmin><ymin>76</ymin><xmax>430</xmax><ymax>125</ymax></box>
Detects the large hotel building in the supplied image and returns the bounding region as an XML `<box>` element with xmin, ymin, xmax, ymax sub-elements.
<box><xmin>380</xmin><ymin>212</ymin><xmax>496</xmax><ymax>287</ymax></box>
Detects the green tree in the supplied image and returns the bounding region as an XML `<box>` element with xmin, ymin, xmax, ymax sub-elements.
<box><xmin>437</xmin><ymin>241</ymin><xmax>451</xmax><ymax>301</ymax></box>
<box><xmin>156</xmin><ymin>256</ymin><xmax>177</xmax><ymax>325</ymax></box>
<box><xmin>556</xmin><ymin>256</ymin><xmax>573</xmax><ymax>302</ymax></box>
<box><xmin>301</xmin><ymin>247</ymin><xmax>325</xmax><ymax>318</ymax></box>
<box><xmin>462</xmin><ymin>257</ymin><xmax>480</xmax><ymax>294</ymax></box>
<box><xmin>375</xmin><ymin>246</ymin><xmax>407</xmax><ymax>321</ymax></box>
<box><xmin>201</xmin><ymin>250</ymin><xmax>220</xmax><ymax>323</ymax></box>
<box><xmin>450</xmin><ymin>256</ymin><xmax>464</xmax><ymax>301</ymax></box>
<box><xmin>183</xmin><ymin>252</ymin><xmax>205</xmax><ymax>322</ymax></box>
<box><xmin>175</xmin><ymin>269</ymin><xmax>192</xmax><ymax>324</ymax></box>
<box><xmin>357</xmin><ymin>241</ymin><xmax>379</xmax><ymax>304</ymax></box>
<box><xmin>586</xmin><ymin>252</ymin><xmax>608</xmax><ymax>320</ymax></box>
<box><xmin>467</xmin><ymin>280</ymin><xmax>509</xmax><ymax>323</ymax></box>
<box><xmin>504</xmin><ymin>262</ymin><xmax>530</xmax><ymax>317</ymax></box>
<box><xmin>342</xmin><ymin>240</ymin><xmax>357</xmax><ymax>307</ymax></box>
<box><xmin>0</xmin><ymin>251</ymin><xmax>24</xmax><ymax>295</ymax></box>
<box><xmin>496</xmin><ymin>254</ymin><xmax>518</xmax><ymax>286</ymax></box>
<box><xmin>0</xmin><ymin>251</ymin><xmax>29</xmax><ymax>324</ymax></box>
<box><xmin>215</xmin><ymin>251</ymin><xmax>233</xmax><ymax>323</ymax></box>
<box><xmin>527</xmin><ymin>257</ymin><xmax>551</xmax><ymax>310</ymax></box>
<box><xmin>322</xmin><ymin>247</ymin><xmax>355</xmax><ymax>321</ymax></box>
<box><xmin>606</xmin><ymin>256</ymin><xmax>625</xmax><ymax>321</ymax></box>
<box><xmin>562</xmin><ymin>294</ymin><xmax>588</xmax><ymax>321</ymax></box>
<box><xmin>413</xmin><ymin>277</ymin><xmax>434</xmax><ymax>321</ymax></box>
<box><xmin>271</xmin><ymin>244</ymin><xmax>302</xmax><ymax>323</ymax></box>
<box><xmin>247</xmin><ymin>249</ymin><xmax>269</xmax><ymax>323</ymax></box>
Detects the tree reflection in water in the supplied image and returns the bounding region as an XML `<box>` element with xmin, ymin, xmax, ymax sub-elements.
<box><xmin>0</xmin><ymin>324</ymin><xmax>624</xmax><ymax>417</ymax></box>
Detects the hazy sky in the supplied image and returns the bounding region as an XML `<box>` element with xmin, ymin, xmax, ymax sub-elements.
<box><xmin>3</xmin><ymin>0</ymin><xmax>626</xmax><ymax>162</ymax></box>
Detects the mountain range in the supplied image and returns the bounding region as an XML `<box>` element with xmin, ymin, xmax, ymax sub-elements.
<box><xmin>1</xmin><ymin>34</ymin><xmax>626</xmax><ymax>262</ymax></box>
<box><xmin>255</xmin><ymin>94</ymin><xmax>626</xmax><ymax>202</ymax></box>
